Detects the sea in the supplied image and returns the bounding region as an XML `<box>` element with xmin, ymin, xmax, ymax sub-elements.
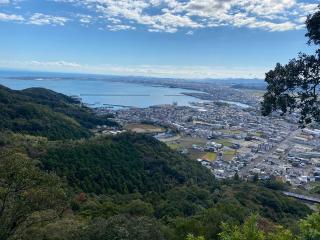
<box><xmin>0</xmin><ymin>70</ymin><xmax>204</xmax><ymax>109</ymax></box>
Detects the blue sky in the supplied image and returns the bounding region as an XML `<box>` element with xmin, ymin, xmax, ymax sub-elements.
<box><xmin>0</xmin><ymin>0</ymin><xmax>318</xmax><ymax>79</ymax></box>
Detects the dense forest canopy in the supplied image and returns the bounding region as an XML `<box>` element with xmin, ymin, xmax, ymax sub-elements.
<box><xmin>0</xmin><ymin>85</ymin><xmax>116</xmax><ymax>140</ymax></box>
<box><xmin>41</xmin><ymin>134</ymin><xmax>215</xmax><ymax>194</ymax></box>
<box><xmin>0</xmin><ymin>129</ymin><xmax>314</xmax><ymax>240</ymax></box>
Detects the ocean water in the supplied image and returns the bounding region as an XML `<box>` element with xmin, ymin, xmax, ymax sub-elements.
<box><xmin>218</xmin><ymin>100</ymin><xmax>251</xmax><ymax>108</ymax></box>
<box><xmin>0</xmin><ymin>70</ymin><xmax>203</xmax><ymax>108</ymax></box>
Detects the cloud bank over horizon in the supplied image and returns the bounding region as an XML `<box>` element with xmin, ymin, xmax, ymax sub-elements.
<box><xmin>0</xmin><ymin>59</ymin><xmax>267</xmax><ymax>79</ymax></box>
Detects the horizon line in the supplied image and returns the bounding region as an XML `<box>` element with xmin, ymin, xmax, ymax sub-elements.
<box><xmin>0</xmin><ymin>67</ymin><xmax>265</xmax><ymax>81</ymax></box>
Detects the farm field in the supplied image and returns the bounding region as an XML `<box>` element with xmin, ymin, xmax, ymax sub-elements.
<box><xmin>202</xmin><ymin>152</ymin><xmax>217</xmax><ymax>161</ymax></box>
<box><xmin>223</xmin><ymin>150</ymin><xmax>237</xmax><ymax>161</ymax></box>
<box><xmin>216</xmin><ymin>139</ymin><xmax>234</xmax><ymax>147</ymax></box>
<box><xmin>125</xmin><ymin>123</ymin><xmax>165</xmax><ymax>133</ymax></box>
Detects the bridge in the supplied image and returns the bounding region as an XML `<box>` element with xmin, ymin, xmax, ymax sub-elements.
<box><xmin>283</xmin><ymin>191</ymin><xmax>320</xmax><ymax>204</ymax></box>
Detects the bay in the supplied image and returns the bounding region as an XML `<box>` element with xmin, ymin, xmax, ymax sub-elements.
<box><xmin>0</xmin><ymin>71</ymin><xmax>202</xmax><ymax>109</ymax></box>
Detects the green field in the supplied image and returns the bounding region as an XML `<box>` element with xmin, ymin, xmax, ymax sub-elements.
<box><xmin>221</xmin><ymin>129</ymin><xmax>242</xmax><ymax>134</ymax></box>
<box><xmin>254</xmin><ymin>131</ymin><xmax>263</xmax><ymax>137</ymax></box>
<box><xmin>223</xmin><ymin>150</ymin><xmax>237</xmax><ymax>161</ymax></box>
<box><xmin>216</xmin><ymin>139</ymin><xmax>234</xmax><ymax>147</ymax></box>
<box><xmin>166</xmin><ymin>137</ymin><xmax>238</xmax><ymax>162</ymax></box>
<box><xmin>125</xmin><ymin>123</ymin><xmax>165</xmax><ymax>133</ymax></box>
<box><xmin>165</xmin><ymin>137</ymin><xmax>208</xmax><ymax>160</ymax></box>
<box><xmin>167</xmin><ymin>143</ymin><xmax>180</xmax><ymax>150</ymax></box>
<box><xmin>202</xmin><ymin>152</ymin><xmax>217</xmax><ymax>161</ymax></box>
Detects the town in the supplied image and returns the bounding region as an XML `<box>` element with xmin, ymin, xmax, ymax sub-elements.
<box><xmin>91</xmin><ymin>84</ymin><xmax>320</xmax><ymax>190</ymax></box>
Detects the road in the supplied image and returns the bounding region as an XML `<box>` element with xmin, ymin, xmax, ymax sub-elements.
<box><xmin>239</xmin><ymin>128</ymin><xmax>300</xmax><ymax>177</ymax></box>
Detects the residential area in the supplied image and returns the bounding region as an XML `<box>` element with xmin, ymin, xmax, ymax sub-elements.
<box><xmin>94</xmin><ymin>86</ymin><xmax>320</xmax><ymax>190</ymax></box>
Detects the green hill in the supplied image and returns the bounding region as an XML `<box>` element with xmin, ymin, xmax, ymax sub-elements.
<box><xmin>41</xmin><ymin>134</ymin><xmax>214</xmax><ymax>194</ymax></box>
<box><xmin>0</xmin><ymin>85</ymin><xmax>116</xmax><ymax>140</ymax></box>
<box><xmin>40</xmin><ymin>133</ymin><xmax>310</xmax><ymax>225</ymax></box>
<box><xmin>0</xmin><ymin>86</ymin><xmax>315</xmax><ymax>240</ymax></box>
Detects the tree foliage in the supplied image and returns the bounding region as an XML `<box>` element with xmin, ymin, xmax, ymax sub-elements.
<box><xmin>218</xmin><ymin>211</ymin><xmax>320</xmax><ymax>240</ymax></box>
<box><xmin>79</xmin><ymin>215</ymin><xmax>166</xmax><ymax>240</ymax></box>
<box><xmin>306</xmin><ymin>7</ymin><xmax>320</xmax><ymax>46</ymax></box>
<box><xmin>262</xmin><ymin>6</ymin><xmax>320</xmax><ymax>125</ymax></box>
<box><xmin>0</xmin><ymin>152</ymin><xmax>67</xmax><ymax>240</ymax></box>
<box><xmin>219</xmin><ymin>215</ymin><xmax>265</xmax><ymax>240</ymax></box>
<box><xmin>41</xmin><ymin>134</ymin><xmax>215</xmax><ymax>194</ymax></box>
<box><xmin>186</xmin><ymin>234</ymin><xmax>205</xmax><ymax>240</ymax></box>
<box><xmin>299</xmin><ymin>209</ymin><xmax>320</xmax><ymax>240</ymax></box>
<box><xmin>0</xmin><ymin>87</ymin><xmax>317</xmax><ymax>240</ymax></box>
<box><xmin>0</xmin><ymin>85</ymin><xmax>116</xmax><ymax>140</ymax></box>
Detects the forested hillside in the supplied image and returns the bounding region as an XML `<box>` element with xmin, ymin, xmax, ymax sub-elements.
<box><xmin>41</xmin><ymin>134</ymin><xmax>214</xmax><ymax>194</ymax></box>
<box><xmin>0</xmin><ymin>85</ymin><xmax>116</xmax><ymax>140</ymax></box>
<box><xmin>0</xmin><ymin>86</ymin><xmax>318</xmax><ymax>240</ymax></box>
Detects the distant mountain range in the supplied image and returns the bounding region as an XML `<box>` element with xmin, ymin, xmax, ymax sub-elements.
<box><xmin>0</xmin><ymin>69</ymin><xmax>264</xmax><ymax>85</ymax></box>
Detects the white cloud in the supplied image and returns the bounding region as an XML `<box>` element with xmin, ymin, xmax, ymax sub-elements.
<box><xmin>27</xmin><ymin>60</ymin><xmax>82</xmax><ymax>68</ymax></box>
<box><xmin>0</xmin><ymin>12</ymin><xmax>23</xmax><ymax>21</ymax></box>
<box><xmin>28</xmin><ymin>13</ymin><xmax>69</xmax><ymax>26</ymax></box>
<box><xmin>0</xmin><ymin>0</ymin><xmax>10</xmax><ymax>4</ymax></box>
<box><xmin>0</xmin><ymin>0</ymin><xmax>24</xmax><ymax>6</ymax></box>
<box><xmin>0</xmin><ymin>12</ymin><xmax>69</xmax><ymax>26</ymax></box>
<box><xmin>77</xmin><ymin>14</ymin><xmax>92</xmax><ymax>24</ymax></box>
<box><xmin>107</xmin><ymin>24</ymin><xmax>136</xmax><ymax>31</ymax></box>
<box><xmin>52</xmin><ymin>0</ymin><xmax>318</xmax><ymax>33</ymax></box>
<box><xmin>0</xmin><ymin>59</ymin><xmax>267</xmax><ymax>79</ymax></box>
<box><xmin>1</xmin><ymin>0</ymin><xmax>318</xmax><ymax>32</ymax></box>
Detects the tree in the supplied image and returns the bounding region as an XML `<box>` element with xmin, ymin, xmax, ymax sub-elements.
<box><xmin>186</xmin><ymin>233</ymin><xmax>206</xmax><ymax>240</ymax></box>
<box><xmin>253</xmin><ymin>173</ymin><xmax>259</xmax><ymax>183</ymax></box>
<box><xmin>233</xmin><ymin>172</ymin><xmax>240</xmax><ymax>181</ymax></box>
<box><xmin>262</xmin><ymin>6</ymin><xmax>320</xmax><ymax>126</ymax></box>
<box><xmin>0</xmin><ymin>152</ymin><xmax>67</xmax><ymax>240</ymax></box>
<box><xmin>306</xmin><ymin>7</ymin><xmax>320</xmax><ymax>45</ymax></box>
<box><xmin>22</xmin><ymin>217</ymin><xmax>85</xmax><ymax>240</ymax></box>
<box><xmin>219</xmin><ymin>215</ymin><xmax>265</xmax><ymax>240</ymax></box>
<box><xmin>122</xmin><ymin>199</ymin><xmax>154</xmax><ymax>217</ymax></box>
<box><xmin>268</xmin><ymin>227</ymin><xmax>294</xmax><ymax>240</ymax></box>
<box><xmin>79</xmin><ymin>215</ymin><xmax>166</xmax><ymax>240</ymax></box>
<box><xmin>299</xmin><ymin>210</ymin><xmax>320</xmax><ymax>240</ymax></box>
<box><xmin>218</xmin><ymin>215</ymin><xmax>298</xmax><ymax>240</ymax></box>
